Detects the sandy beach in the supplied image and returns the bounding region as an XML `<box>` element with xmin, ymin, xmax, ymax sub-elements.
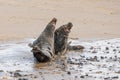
<box><xmin>0</xmin><ymin>0</ymin><xmax>120</xmax><ymax>41</ymax></box>
<box><xmin>0</xmin><ymin>0</ymin><xmax>120</xmax><ymax>80</ymax></box>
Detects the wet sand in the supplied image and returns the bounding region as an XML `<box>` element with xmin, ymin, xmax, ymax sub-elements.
<box><xmin>0</xmin><ymin>0</ymin><xmax>120</xmax><ymax>41</ymax></box>
<box><xmin>0</xmin><ymin>38</ymin><xmax>120</xmax><ymax>80</ymax></box>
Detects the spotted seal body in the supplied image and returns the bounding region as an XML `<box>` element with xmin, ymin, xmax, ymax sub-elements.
<box><xmin>54</xmin><ymin>22</ymin><xmax>73</xmax><ymax>55</ymax></box>
<box><xmin>29</xmin><ymin>18</ymin><xmax>57</xmax><ymax>62</ymax></box>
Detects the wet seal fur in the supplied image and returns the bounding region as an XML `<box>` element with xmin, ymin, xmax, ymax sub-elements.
<box><xmin>29</xmin><ymin>18</ymin><xmax>57</xmax><ymax>62</ymax></box>
<box><xmin>54</xmin><ymin>22</ymin><xmax>73</xmax><ymax>55</ymax></box>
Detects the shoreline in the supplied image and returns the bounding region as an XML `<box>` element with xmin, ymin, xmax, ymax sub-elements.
<box><xmin>0</xmin><ymin>36</ymin><xmax>119</xmax><ymax>42</ymax></box>
<box><xmin>0</xmin><ymin>38</ymin><xmax>120</xmax><ymax>80</ymax></box>
<box><xmin>0</xmin><ymin>28</ymin><xmax>120</xmax><ymax>42</ymax></box>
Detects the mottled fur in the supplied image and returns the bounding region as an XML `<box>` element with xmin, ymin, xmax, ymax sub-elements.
<box><xmin>29</xmin><ymin>18</ymin><xmax>57</xmax><ymax>62</ymax></box>
<box><xmin>54</xmin><ymin>22</ymin><xmax>73</xmax><ymax>55</ymax></box>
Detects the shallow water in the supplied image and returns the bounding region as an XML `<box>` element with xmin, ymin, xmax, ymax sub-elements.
<box><xmin>0</xmin><ymin>38</ymin><xmax>120</xmax><ymax>80</ymax></box>
<box><xmin>0</xmin><ymin>39</ymin><xmax>70</xmax><ymax>80</ymax></box>
<box><xmin>0</xmin><ymin>39</ymin><xmax>34</xmax><ymax>71</ymax></box>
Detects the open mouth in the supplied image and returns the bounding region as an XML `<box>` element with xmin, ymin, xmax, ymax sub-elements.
<box><xmin>64</xmin><ymin>23</ymin><xmax>73</xmax><ymax>36</ymax></box>
<box><xmin>65</xmin><ymin>22</ymin><xmax>73</xmax><ymax>34</ymax></box>
<box><xmin>65</xmin><ymin>27</ymin><xmax>71</xmax><ymax>33</ymax></box>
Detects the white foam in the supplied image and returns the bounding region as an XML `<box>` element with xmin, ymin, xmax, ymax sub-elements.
<box><xmin>0</xmin><ymin>38</ymin><xmax>120</xmax><ymax>79</ymax></box>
